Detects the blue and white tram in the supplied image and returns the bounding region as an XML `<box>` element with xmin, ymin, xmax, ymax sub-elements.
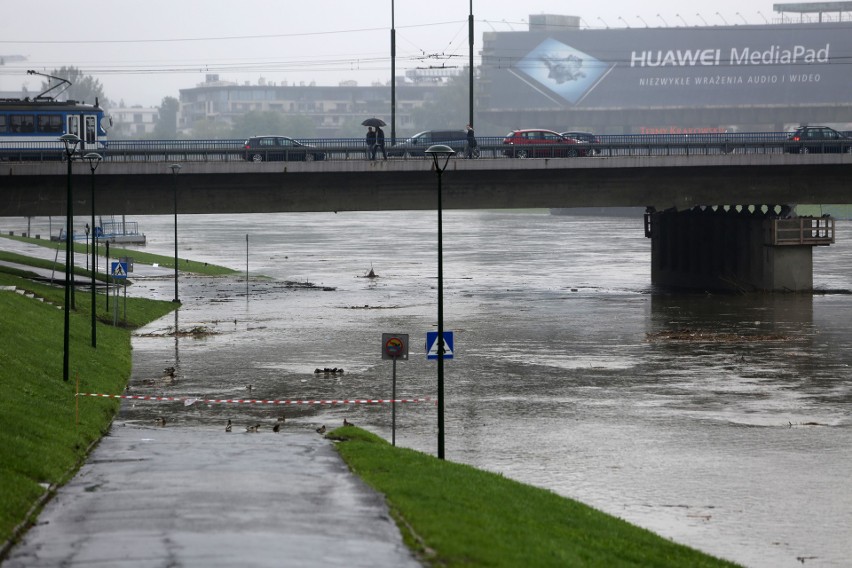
<box><xmin>0</xmin><ymin>98</ymin><xmax>109</xmax><ymax>156</ymax></box>
<box><xmin>0</xmin><ymin>71</ymin><xmax>110</xmax><ymax>159</ymax></box>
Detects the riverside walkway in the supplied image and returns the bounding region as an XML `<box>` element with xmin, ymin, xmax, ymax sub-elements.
<box><xmin>4</xmin><ymin>424</ymin><xmax>420</xmax><ymax>567</ymax></box>
<box><xmin>0</xmin><ymin>237</ymin><xmax>421</xmax><ymax>567</ymax></box>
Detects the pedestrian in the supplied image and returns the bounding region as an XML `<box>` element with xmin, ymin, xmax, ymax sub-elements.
<box><xmin>465</xmin><ymin>124</ymin><xmax>478</xmax><ymax>159</ymax></box>
<box><xmin>366</xmin><ymin>127</ymin><xmax>377</xmax><ymax>160</ymax></box>
<box><xmin>375</xmin><ymin>126</ymin><xmax>387</xmax><ymax>160</ymax></box>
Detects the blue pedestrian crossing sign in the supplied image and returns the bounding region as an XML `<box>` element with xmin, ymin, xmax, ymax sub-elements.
<box><xmin>426</xmin><ymin>331</ymin><xmax>454</xmax><ymax>360</ymax></box>
<box><xmin>111</xmin><ymin>261</ymin><xmax>128</xmax><ymax>279</ymax></box>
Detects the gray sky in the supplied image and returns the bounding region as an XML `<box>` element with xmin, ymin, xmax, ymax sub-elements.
<box><xmin>1</xmin><ymin>0</ymin><xmax>798</xmax><ymax>106</ymax></box>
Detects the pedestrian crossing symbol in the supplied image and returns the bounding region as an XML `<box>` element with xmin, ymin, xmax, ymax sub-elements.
<box><xmin>426</xmin><ymin>331</ymin><xmax>454</xmax><ymax>360</ymax></box>
<box><xmin>111</xmin><ymin>261</ymin><xmax>128</xmax><ymax>279</ymax></box>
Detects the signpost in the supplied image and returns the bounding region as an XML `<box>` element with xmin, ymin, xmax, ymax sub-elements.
<box><xmin>382</xmin><ymin>333</ymin><xmax>409</xmax><ymax>446</ymax></box>
<box><xmin>426</xmin><ymin>331</ymin><xmax>454</xmax><ymax>360</ymax></box>
<box><xmin>110</xmin><ymin>261</ymin><xmax>127</xmax><ymax>326</ymax></box>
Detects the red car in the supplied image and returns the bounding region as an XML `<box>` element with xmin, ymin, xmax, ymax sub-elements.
<box><xmin>502</xmin><ymin>129</ymin><xmax>587</xmax><ymax>158</ymax></box>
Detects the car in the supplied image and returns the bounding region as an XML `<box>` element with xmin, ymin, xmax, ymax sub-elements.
<box><xmin>785</xmin><ymin>126</ymin><xmax>852</xmax><ymax>154</ymax></box>
<box><xmin>560</xmin><ymin>131</ymin><xmax>601</xmax><ymax>155</ymax></box>
<box><xmin>244</xmin><ymin>136</ymin><xmax>325</xmax><ymax>162</ymax></box>
<box><xmin>389</xmin><ymin>130</ymin><xmax>476</xmax><ymax>158</ymax></box>
<box><xmin>502</xmin><ymin>129</ymin><xmax>587</xmax><ymax>158</ymax></box>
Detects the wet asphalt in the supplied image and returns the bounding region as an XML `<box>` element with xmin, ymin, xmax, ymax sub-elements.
<box><xmin>2</xmin><ymin>238</ymin><xmax>422</xmax><ymax>567</ymax></box>
<box><xmin>4</xmin><ymin>424</ymin><xmax>421</xmax><ymax>567</ymax></box>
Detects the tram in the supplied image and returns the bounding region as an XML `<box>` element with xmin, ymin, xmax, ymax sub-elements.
<box><xmin>0</xmin><ymin>70</ymin><xmax>110</xmax><ymax>156</ymax></box>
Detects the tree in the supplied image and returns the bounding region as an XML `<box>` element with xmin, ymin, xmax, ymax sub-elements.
<box><xmin>190</xmin><ymin>118</ymin><xmax>233</xmax><ymax>139</ymax></box>
<box><xmin>228</xmin><ymin>111</ymin><xmax>317</xmax><ymax>139</ymax></box>
<box><xmin>41</xmin><ymin>66</ymin><xmax>107</xmax><ymax>108</ymax></box>
<box><xmin>229</xmin><ymin>111</ymin><xmax>289</xmax><ymax>139</ymax></box>
<box><xmin>409</xmin><ymin>71</ymin><xmax>470</xmax><ymax>132</ymax></box>
<box><xmin>153</xmin><ymin>96</ymin><xmax>179</xmax><ymax>138</ymax></box>
<box><xmin>279</xmin><ymin>114</ymin><xmax>316</xmax><ymax>139</ymax></box>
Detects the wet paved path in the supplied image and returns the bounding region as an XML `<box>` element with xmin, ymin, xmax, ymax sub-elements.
<box><xmin>4</xmin><ymin>422</ymin><xmax>421</xmax><ymax>567</ymax></box>
<box><xmin>3</xmin><ymin>236</ymin><xmax>419</xmax><ymax>566</ymax></box>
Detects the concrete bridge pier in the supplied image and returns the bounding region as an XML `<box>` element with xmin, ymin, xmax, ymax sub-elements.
<box><xmin>645</xmin><ymin>205</ymin><xmax>835</xmax><ymax>292</ymax></box>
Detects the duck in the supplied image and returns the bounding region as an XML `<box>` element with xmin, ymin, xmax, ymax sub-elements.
<box><xmin>163</xmin><ymin>366</ymin><xmax>176</xmax><ymax>378</ymax></box>
<box><xmin>316</xmin><ymin>425</ymin><xmax>326</xmax><ymax>434</ymax></box>
<box><xmin>272</xmin><ymin>422</ymin><xmax>281</xmax><ymax>433</ymax></box>
<box><xmin>156</xmin><ymin>417</ymin><xmax>166</xmax><ymax>427</ymax></box>
<box><xmin>343</xmin><ymin>418</ymin><xmax>353</xmax><ymax>427</ymax></box>
<box><xmin>225</xmin><ymin>419</ymin><xmax>232</xmax><ymax>432</ymax></box>
<box><xmin>245</xmin><ymin>424</ymin><xmax>258</xmax><ymax>433</ymax></box>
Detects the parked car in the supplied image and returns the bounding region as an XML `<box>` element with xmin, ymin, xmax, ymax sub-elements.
<box><xmin>503</xmin><ymin>129</ymin><xmax>587</xmax><ymax>158</ymax></box>
<box><xmin>389</xmin><ymin>130</ymin><xmax>477</xmax><ymax>158</ymax></box>
<box><xmin>785</xmin><ymin>126</ymin><xmax>852</xmax><ymax>154</ymax></box>
<box><xmin>244</xmin><ymin>136</ymin><xmax>326</xmax><ymax>162</ymax></box>
<box><xmin>560</xmin><ymin>131</ymin><xmax>601</xmax><ymax>155</ymax></box>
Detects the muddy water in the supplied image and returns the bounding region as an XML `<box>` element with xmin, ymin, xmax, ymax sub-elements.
<box><xmin>28</xmin><ymin>210</ymin><xmax>851</xmax><ymax>567</ymax></box>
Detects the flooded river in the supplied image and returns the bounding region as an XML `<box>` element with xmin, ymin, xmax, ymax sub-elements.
<box><xmin>17</xmin><ymin>210</ymin><xmax>851</xmax><ymax>567</ymax></box>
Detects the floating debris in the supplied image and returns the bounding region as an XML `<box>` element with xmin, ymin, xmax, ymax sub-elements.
<box><xmin>646</xmin><ymin>328</ymin><xmax>792</xmax><ymax>343</ymax></box>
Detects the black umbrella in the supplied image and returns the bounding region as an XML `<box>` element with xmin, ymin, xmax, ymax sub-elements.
<box><xmin>361</xmin><ymin>117</ymin><xmax>386</xmax><ymax>127</ymax></box>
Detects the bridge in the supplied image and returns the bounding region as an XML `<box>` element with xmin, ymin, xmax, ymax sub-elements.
<box><xmin>2</xmin><ymin>153</ymin><xmax>850</xmax><ymax>216</ymax></box>
<box><xmin>2</xmin><ymin>148</ymin><xmax>850</xmax><ymax>293</ymax></box>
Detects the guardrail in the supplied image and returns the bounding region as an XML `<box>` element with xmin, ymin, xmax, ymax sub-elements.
<box><xmin>772</xmin><ymin>217</ymin><xmax>835</xmax><ymax>246</ymax></box>
<box><xmin>1</xmin><ymin>132</ymin><xmax>850</xmax><ymax>163</ymax></box>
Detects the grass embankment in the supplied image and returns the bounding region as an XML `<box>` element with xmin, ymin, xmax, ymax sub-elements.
<box><xmin>0</xmin><ymin>270</ymin><xmax>176</xmax><ymax>550</ymax></box>
<box><xmin>0</xmin><ymin>233</ymin><xmax>239</xmax><ymax>277</ymax></box>
<box><xmin>1</xmin><ymin>243</ymin><xmax>739</xmax><ymax>566</ymax></box>
<box><xmin>330</xmin><ymin>427</ymin><xmax>741</xmax><ymax>568</ymax></box>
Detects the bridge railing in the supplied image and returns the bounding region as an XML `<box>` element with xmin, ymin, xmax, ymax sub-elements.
<box><xmin>771</xmin><ymin>217</ymin><xmax>836</xmax><ymax>246</ymax></box>
<box><xmin>1</xmin><ymin>132</ymin><xmax>848</xmax><ymax>162</ymax></box>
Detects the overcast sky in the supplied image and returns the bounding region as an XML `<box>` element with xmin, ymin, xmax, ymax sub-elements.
<box><xmin>1</xmin><ymin>0</ymin><xmax>807</xmax><ymax>107</ymax></box>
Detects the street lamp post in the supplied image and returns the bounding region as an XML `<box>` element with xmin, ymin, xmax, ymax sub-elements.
<box><xmin>84</xmin><ymin>152</ymin><xmax>102</xmax><ymax>348</ymax></box>
<box><xmin>170</xmin><ymin>164</ymin><xmax>182</xmax><ymax>303</ymax></box>
<box><xmin>468</xmin><ymin>0</ymin><xmax>474</xmax><ymax>129</ymax></box>
<box><xmin>85</xmin><ymin>224</ymin><xmax>90</xmax><ymax>271</ymax></box>
<box><xmin>60</xmin><ymin>133</ymin><xmax>81</xmax><ymax>381</ymax></box>
<box><xmin>425</xmin><ymin>144</ymin><xmax>454</xmax><ymax>460</ymax></box>
<box><xmin>390</xmin><ymin>0</ymin><xmax>396</xmax><ymax>145</ymax></box>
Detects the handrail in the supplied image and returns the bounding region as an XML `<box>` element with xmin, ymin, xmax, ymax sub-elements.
<box><xmin>771</xmin><ymin>217</ymin><xmax>835</xmax><ymax>246</ymax></box>
<box><xmin>1</xmin><ymin>132</ymin><xmax>850</xmax><ymax>162</ymax></box>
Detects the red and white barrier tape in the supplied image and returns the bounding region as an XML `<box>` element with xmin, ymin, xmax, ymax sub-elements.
<box><xmin>76</xmin><ymin>393</ymin><xmax>432</xmax><ymax>406</ymax></box>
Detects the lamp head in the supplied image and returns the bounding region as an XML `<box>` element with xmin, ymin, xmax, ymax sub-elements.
<box><xmin>59</xmin><ymin>133</ymin><xmax>81</xmax><ymax>155</ymax></box>
<box><xmin>425</xmin><ymin>144</ymin><xmax>454</xmax><ymax>173</ymax></box>
<box><xmin>83</xmin><ymin>152</ymin><xmax>103</xmax><ymax>171</ymax></box>
<box><xmin>170</xmin><ymin>163</ymin><xmax>182</xmax><ymax>175</ymax></box>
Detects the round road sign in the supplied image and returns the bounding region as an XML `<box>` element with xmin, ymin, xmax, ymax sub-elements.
<box><xmin>385</xmin><ymin>336</ymin><xmax>405</xmax><ymax>358</ymax></box>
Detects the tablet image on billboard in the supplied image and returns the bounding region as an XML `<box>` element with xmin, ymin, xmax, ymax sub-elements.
<box><xmin>512</xmin><ymin>37</ymin><xmax>613</xmax><ymax>105</ymax></box>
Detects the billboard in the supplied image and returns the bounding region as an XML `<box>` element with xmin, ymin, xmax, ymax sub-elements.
<box><xmin>482</xmin><ymin>23</ymin><xmax>852</xmax><ymax>110</ymax></box>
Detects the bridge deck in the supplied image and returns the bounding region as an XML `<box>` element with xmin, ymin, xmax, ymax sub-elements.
<box><xmin>2</xmin><ymin>153</ymin><xmax>850</xmax><ymax>217</ymax></box>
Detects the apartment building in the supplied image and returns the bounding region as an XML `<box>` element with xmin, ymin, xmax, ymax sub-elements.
<box><xmin>178</xmin><ymin>74</ymin><xmax>451</xmax><ymax>137</ymax></box>
<box><xmin>110</xmin><ymin>106</ymin><xmax>159</xmax><ymax>137</ymax></box>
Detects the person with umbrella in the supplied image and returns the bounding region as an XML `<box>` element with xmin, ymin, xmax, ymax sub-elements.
<box><xmin>365</xmin><ymin>127</ymin><xmax>376</xmax><ymax>160</ymax></box>
<box><xmin>374</xmin><ymin>126</ymin><xmax>387</xmax><ymax>160</ymax></box>
<box><xmin>465</xmin><ymin>124</ymin><xmax>478</xmax><ymax>159</ymax></box>
<box><xmin>362</xmin><ymin>118</ymin><xmax>387</xmax><ymax>161</ymax></box>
